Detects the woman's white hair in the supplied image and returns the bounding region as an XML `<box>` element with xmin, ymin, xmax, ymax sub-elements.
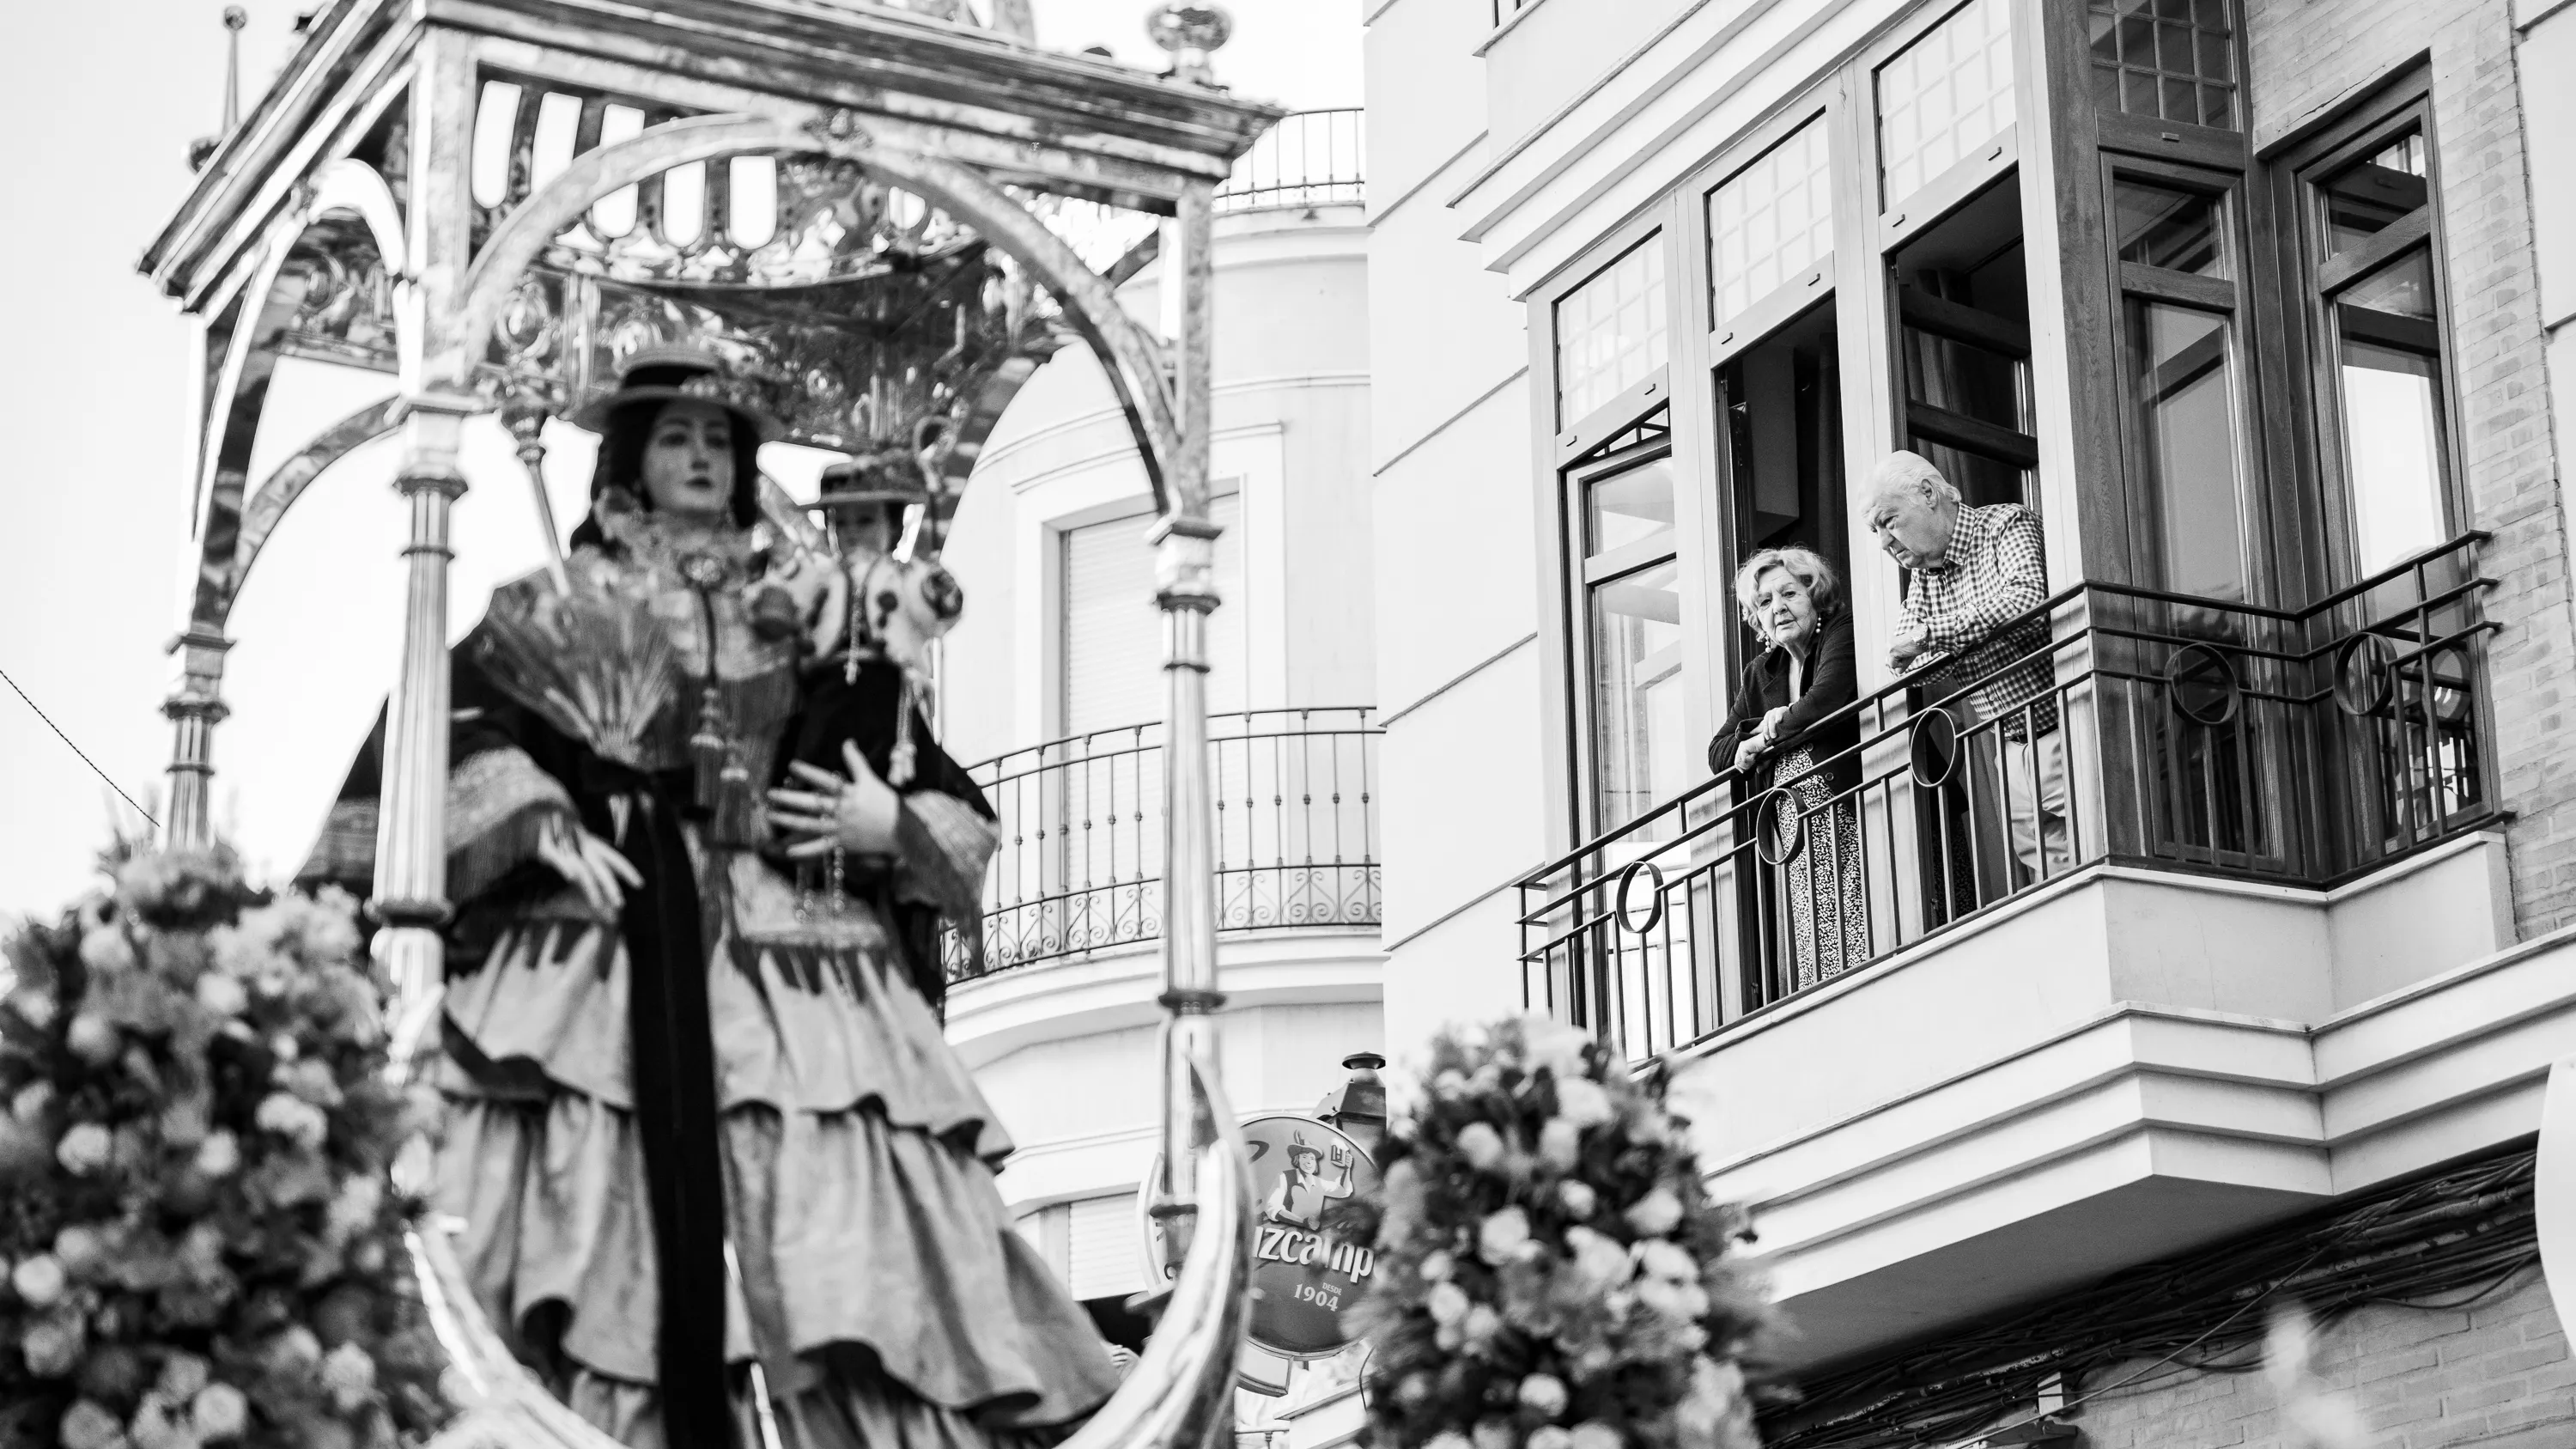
<box><xmin>1866</xmin><ymin>449</ymin><xmax>1961</xmax><ymax>508</ymax></box>
<box><xmin>1733</xmin><ymin>545</ymin><xmax>1842</xmax><ymax>625</ymax></box>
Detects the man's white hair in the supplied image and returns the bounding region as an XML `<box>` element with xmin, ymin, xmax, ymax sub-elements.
<box><xmin>1867</xmin><ymin>450</ymin><xmax>1961</xmax><ymax>508</ymax></box>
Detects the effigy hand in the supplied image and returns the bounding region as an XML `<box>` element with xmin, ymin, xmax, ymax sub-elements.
<box><xmin>768</xmin><ymin>740</ymin><xmax>901</xmax><ymax>857</ymax></box>
<box><xmin>535</xmin><ymin>814</ymin><xmax>643</xmax><ymax>913</ymax></box>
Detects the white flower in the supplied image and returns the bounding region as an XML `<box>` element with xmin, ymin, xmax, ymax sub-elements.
<box><xmin>9</xmin><ymin>988</ymin><xmax>56</xmax><ymax>1031</ymax></box>
<box><xmin>1529</xmin><ymin>1430</ymin><xmax>1575</xmax><ymax>1449</ymax></box>
<box><xmin>157</xmin><ymin>1354</ymin><xmax>210</xmax><ymax>1403</ymax></box>
<box><xmin>129</xmin><ymin>1394</ymin><xmax>200</xmax><ymax>1449</ymax></box>
<box><xmin>189</xmin><ymin>1385</ymin><xmax>248</xmax><ymax>1443</ymax></box>
<box><xmin>1569</xmin><ymin>1423</ymin><xmax>1624</xmax><ymax>1449</ymax></box>
<box><xmin>1478</xmin><ymin>1206</ymin><xmax>1533</xmax><ymax>1264</ymax></box>
<box><xmin>59</xmin><ymin>1400</ymin><xmax>125</xmax><ymax>1449</ymax></box>
<box><xmin>1517</xmin><ymin>1373</ymin><xmax>1570</xmax><ymax>1420</ymax></box>
<box><xmin>1426</xmin><ymin>1281</ymin><xmax>1472</xmax><ymax>1325</ymax></box>
<box><xmin>57</xmin><ymin>1123</ymin><xmax>113</xmax><ymax>1176</ymax></box>
<box><xmin>1625</xmin><ymin>1186</ymin><xmax>1684</xmax><ymax>1238</ymax></box>
<box><xmin>192</xmin><ymin>973</ymin><xmax>246</xmax><ymax>1019</ymax></box>
<box><xmin>1522</xmin><ymin>1015</ymin><xmax>1593</xmax><ymax>1082</ymax></box>
<box><xmin>78</xmin><ymin>928</ymin><xmax>136</xmax><ymax>976</ymax></box>
<box><xmin>1455</xmin><ymin>1122</ymin><xmax>1507</xmax><ymax>1172</ymax></box>
<box><xmin>1553</xmin><ymin>1076</ymin><xmax>1614</xmax><ymax>1129</ymax></box>
<box><xmin>320</xmin><ymin>1342</ymin><xmax>377</xmax><ymax>1409</ymax></box>
<box><xmin>1461</xmin><ymin>1303</ymin><xmax>1501</xmax><ymax>1346</ymax></box>
<box><xmin>326</xmin><ymin>1174</ymin><xmax>385</xmax><ymax>1242</ymax></box>
<box><xmin>22</xmin><ymin>1315</ymin><xmax>85</xmax><ymax>1376</ymax></box>
<box><xmin>1558</xmin><ymin>1180</ymin><xmax>1597</xmax><ymax>1220</ymax></box>
<box><xmin>1419</xmin><ymin>1250</ymin><xmax>1455</xmax><ymax>1283</ymax></box>
<box><xmin>66</xmin><ymin>1013</ymin><xmax>121</xmax><ymax>1066</ymax></box>
<box><xmin>13</xmin><ymin>1254</ymin><xmax>68</xmax><ymax>1306</ymax></box>
<box><xmin>1434</xmin><ymin>1068</ymin><xmax>1470</xmax><ymax>1100</ymax></box>
<box><xmin>1564</xmin><ymin>1227</ymin><xmax>1632</xmax><ymax>1290</ymax></box>
<box><xmin>52</xmin><ymin>1227</ymin><xmax>106</xmax><ymax>1281</ymax></box>
<box><xmin>1539</xmin><ymin>1117</ymin><xmax>1581</xmax><ymax>1170</ymax></box>
<box><xmin>11</xmin><ymin>1081</ymin><xmax>52</xmax><ymax>1124</ymax></box>
<box><xmin>1473</xmin><ymin>1419</ymin><xmax>1520</xmax><ymax>1449</ymax></box>
<box><xmin>1425</xmin><ymin>1434</ymin><xmax>1474</xmax><ymax>1449</ymax></box>
<box><xmin>1637</xmin><ymin>1239</ymin><xmax>1698</xmax><ymax>1283</ymax></box>
<box><xmin>254</xmin><ymin>1093</ymin><xmax>327</xmax><ymax>1151</ymax></box>
<box><xmin>193</xmin><ymin>1132</ymin><xmax>240</xmax><ymax>1179</ymax></box>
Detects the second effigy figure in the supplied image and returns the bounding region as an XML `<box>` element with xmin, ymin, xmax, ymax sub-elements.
<box><xmin>297</xmin><ymin>349</ymin><xmax>1119</xmax><ymax>1449</ymax></box>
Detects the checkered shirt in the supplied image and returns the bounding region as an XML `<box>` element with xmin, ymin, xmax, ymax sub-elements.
<box><xmin>1900</xmin><ymin>502</ymin><xmax>2058</xmax><ymax>740</ymax></box>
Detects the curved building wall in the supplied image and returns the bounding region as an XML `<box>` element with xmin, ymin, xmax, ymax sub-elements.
<box><xmin>935</xmin><ymin>198</ymin><xmax>1383</xmax><ymax>1320</ymax></box>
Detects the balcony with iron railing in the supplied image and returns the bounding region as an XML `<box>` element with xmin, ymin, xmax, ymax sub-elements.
<box><xmin>947</xmin><ymin>707</ymin><xmax>1384</xmax><ymax>981</ymax></box>
<box><xmin>1522</xmin><ymin>533</ymin><xmax>2500</xmax><ymax>1060</ymax></box>
<box><xmin>1515</xmin><ymin>535</ymin><xmax>2549</xmax><ymax>1369</ymax></box>
<box><xmin>1213</xmin><ymin>109</ymin><xmax>1364</xmax><ymax>214</ymax></box>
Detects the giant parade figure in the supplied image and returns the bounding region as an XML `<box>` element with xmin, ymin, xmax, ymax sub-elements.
<box><xmin>295</xmin><ymin>346</ymin><xmax>1119</xmax><ymax>1449</ymax></box>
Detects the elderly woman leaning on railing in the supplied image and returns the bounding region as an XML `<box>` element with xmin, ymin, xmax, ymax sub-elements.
<box><xmin>1708</xmin><ymin>546</ymin><xmax>1866</xmax><ymax>991</ymax></box>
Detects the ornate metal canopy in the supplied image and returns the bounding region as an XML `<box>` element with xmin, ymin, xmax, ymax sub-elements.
<box><xmin>143</xmin><ymin>4</ymin><xmax>1276</xmax><ymax>1445</ymax></box>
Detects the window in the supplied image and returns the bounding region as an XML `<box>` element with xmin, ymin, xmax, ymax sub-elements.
<box><xmin>1571</xmin><ymin>437</ymin><xmax>1686</xmax><ymax>836</ymax></box>
<box><xmin>1555</xmin><ymin>237</ymin><xmax>1668</xmax><ymax>426</ymax></box>
<box><xmin>2109</xmin><ymin>171</ymin><xmax>2255</xmax><ymax>600</ymax></box>
<box><xmin>1709</xmin><ymin>119</ymin><xmax>1834</xmax><ymax>331</ymax></box>
<box><xmin>1891</xmin><ymin>175</ymin><xmax>2036</xmax><ymax>510</ymax></box>
<box><xmin>1060</xmin><ymin>492</ymin><xmax>1246</xmax><ymax>734</ymax></box>
<box><xmin>2087</xmin><ymin>0</ymin><xmax>2239</xmax><ymax>131</ymax></box>
<box><xmin>2287</xmin><ymin>119</ymin><xmax>2455</xmax><ymax>578</ymax></box>
<box><xmin>1876</xmin><ymin>0</ymin><xmax>2017</xmax><ymax>206</ymax></box>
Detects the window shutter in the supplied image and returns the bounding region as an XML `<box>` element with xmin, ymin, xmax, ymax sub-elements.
<box><xmin>1066</xmin><ymin>1193</ymin><xmax>1146</xmax><ymax>1301</ymax></box>
<box><xmin>1060</xmin><ymin>491</ymin><xmax>1246</xmax><ymax>738</ymax></box>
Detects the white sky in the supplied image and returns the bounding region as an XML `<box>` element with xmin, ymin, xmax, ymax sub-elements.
<box><xmin>0</xmin><ymin>0</ymin><xmax>1358</xmax><ymax>922</ymax></box>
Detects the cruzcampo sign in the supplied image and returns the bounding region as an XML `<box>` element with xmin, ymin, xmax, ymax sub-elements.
<box><xmin>1141</xmin><ymin>1113</ymin><xmax>1382</xmax><ymax>1360</ymax></box>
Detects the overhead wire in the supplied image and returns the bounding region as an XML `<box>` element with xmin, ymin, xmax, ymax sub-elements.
<box><xmin>0</xmin><ymin>661</ymin><xmax>158</xmax><ymax>828</ymax></box>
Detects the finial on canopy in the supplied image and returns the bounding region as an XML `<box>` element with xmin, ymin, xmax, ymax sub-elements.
<box><xmin>1145</xmin><ymin>3</ymin><xmax>1233</xmax><ymax>83</ymax></box>
<box><xmin>188</xmin><ymin>8</ymin><xmax>252</xmax><ymax>171</ymax></box>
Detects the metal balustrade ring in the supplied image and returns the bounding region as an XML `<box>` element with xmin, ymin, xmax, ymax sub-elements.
<box><xmin>1753</xmin><ymin>786</ymin><xmax>1804</xmax><ymax>868</ymax></box>
<box><xmin>1909</xmin><ymin>706</ymin><xmax>1961</xmax><ymax>789</ymax></box>
<box><xmin>2333</xmin><ymin>633</ymin><xmax>2399</xmax><ymax>717</ymax></box>
<box><xmin>2421</xmin><ymin>643</ymin><xmax>2476</xmax><ymax>728</ymax></box>
<box><xmin>2165</xmin><ymin>642</ymin><xmax>2242</xmax><ymax>727</ymax></box>
<box><xmin>1613</xmin><ymin>859</ymin><xmax>1667</xmax><ymax>935</ymax></box>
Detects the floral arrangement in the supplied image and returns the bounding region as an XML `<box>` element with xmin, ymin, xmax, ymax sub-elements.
<box><xmin>0</xmin><ymin>848</ymin><xmax>451</xmax><ymax>1449</ymax></box>
<box><xmin>1327</xmin><ymin>1015</ymin><xmax>1774</xmax><ymax>1449</ymax></box>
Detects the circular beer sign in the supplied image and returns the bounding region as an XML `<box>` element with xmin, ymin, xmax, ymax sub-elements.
<box><xmin>1139</xmin><ymin>1114</ymin><xmax>1381</xmax><ymax>1360</ymax></box>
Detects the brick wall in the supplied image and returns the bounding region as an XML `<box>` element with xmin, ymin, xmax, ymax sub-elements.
<box><xmin>2244</xmin><ymin>0</ymin><xmax>2576</xmax><ymax>936</ymax></box>
<box><xmin>2068</xmin><ymin>1269</ymin><xmax>2574</xmax><ymax>1449</ymax></box>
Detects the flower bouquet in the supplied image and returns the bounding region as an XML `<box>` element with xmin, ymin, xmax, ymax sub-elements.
<box><xmin>1327</xmin><ymin>1016</ymin><xmax>1774</xmax><ymax>1449</ymax></box>
<box><xmin>0</xmin><ymin>848</ymin><xmax>450</xmax><ymax>1449</ymax></box>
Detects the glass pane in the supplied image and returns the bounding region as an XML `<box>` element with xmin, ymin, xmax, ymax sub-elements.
<box><xmin>1709</xmin><ymin>120</ymin><xmax>1835</xmax><ymax>327</ymax></box>
<box><xmin>2338</xmin><ymin>339</ymin><xmax>2447</xmax><ymax>574</ymax></box>
<box><xmin>1589</xmin><ymin>558</ymin><xmax>1690</xmax><ymax>832</ymax></box>
<box><xmin>1555</xmin><ymin>237</ymin><xmax>1668</xmax><ymax>426</ymax></box>
<box><xmin>2114</xmin><ymin>180</ymin><xmax>2227</xmax><ymax>277</ymax></box>
<box><xmin>1874</xmin><ymin>0</ymin><xmax>2017</xmax><ymax>206</ymax></box>
<box><xmin>2320</xmin><ymin>131</ymin><xmax>2429</xmax><ymax>257</ymax></box>
<box><xmin>2086</xmin><ymin>0</ymin><xmax>2239</xmax><ymax>129</ymax></box>
<box><xmin>2339</xmin><ymin>247</ymin><xmax>2437</xmax><ymax>320</ymax></box>
<box><xmin>2126</xmin><ymin>299</ymin><xmax>2247</xmax><ymax>600</ymax></box>
<box><xmin>1584</xmin><ymin>458</ymin><xmax>1677</xmax><ymax>557</ymax></box>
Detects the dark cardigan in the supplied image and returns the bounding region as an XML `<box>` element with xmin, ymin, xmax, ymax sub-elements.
<box><xmin>1707</xmin><ymin>606</ymin><xmax>1861</xmax><ymax>797</ymax></box>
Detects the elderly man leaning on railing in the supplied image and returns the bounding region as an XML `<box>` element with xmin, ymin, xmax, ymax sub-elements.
<box><xmin>1865</xmin><ymin>452</ymin><xmax>2069</xmax><ymax>886</ymax></box>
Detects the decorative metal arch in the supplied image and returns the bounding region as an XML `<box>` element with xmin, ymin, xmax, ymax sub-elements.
<box><xmin>447</xmin><ymin>109</ymin><xmax>1188</xmax><ymax>513</ymax></box>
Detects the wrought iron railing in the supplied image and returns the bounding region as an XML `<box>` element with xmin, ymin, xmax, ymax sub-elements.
<box><xmin>950</xmin><ymin>707</ymin><xmax>1382</xmax><ymax>979</ymax></box>
<box><xmin>1520</xmin><ymin>535</ymin><xmax>2498</xmax><ymax>1062</ymax></box>
<box><xmin>1215</xmin><ymin>109</ymin><xmax>1364</xmax><ymax>214</ymax></box>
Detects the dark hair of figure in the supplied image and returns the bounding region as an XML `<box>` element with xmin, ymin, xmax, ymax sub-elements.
<box><xmin>567</xmin><ymin>383</ymin><xmax>765</xmax><ymax>551</ymax></box>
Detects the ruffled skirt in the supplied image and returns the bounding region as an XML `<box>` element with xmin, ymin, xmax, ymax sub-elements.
<box><xmin>432</xmin><ymin>897</ymin><xmax>1119</xmax><ymax>1449</ymax></box>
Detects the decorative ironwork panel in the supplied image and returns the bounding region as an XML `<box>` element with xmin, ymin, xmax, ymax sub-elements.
<box><xmin>1876</xmin><ymin>0</ymin><xmax>2016</xmax><ymax>205</ymax></box>
<box><xmin>952</xmin><ymin>708</ymin><xmax>1383</xmax><ymax>979</ymax></box>
<box><xmin>1555</xmin><ymin>236</ymin><xmax>1668</xmax><ymax>426</ymax></box>
<box><xmin>1708</xmin><ymin>119</ymin><xmax>1835</xmax><ymax>329</ymax></box>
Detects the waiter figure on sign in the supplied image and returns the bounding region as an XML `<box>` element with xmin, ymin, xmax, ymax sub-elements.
<box><xmin>1262</xmin><ymin>1130</ymin><xmax>1356</xmax><ymax>1231</ymax></box>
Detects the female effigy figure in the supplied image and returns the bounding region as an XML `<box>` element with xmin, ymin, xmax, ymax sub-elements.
<box><xmin>298</xmin><ymin>349</ymin><xmax>1118</xmax><ymax>1449</ymax></box>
